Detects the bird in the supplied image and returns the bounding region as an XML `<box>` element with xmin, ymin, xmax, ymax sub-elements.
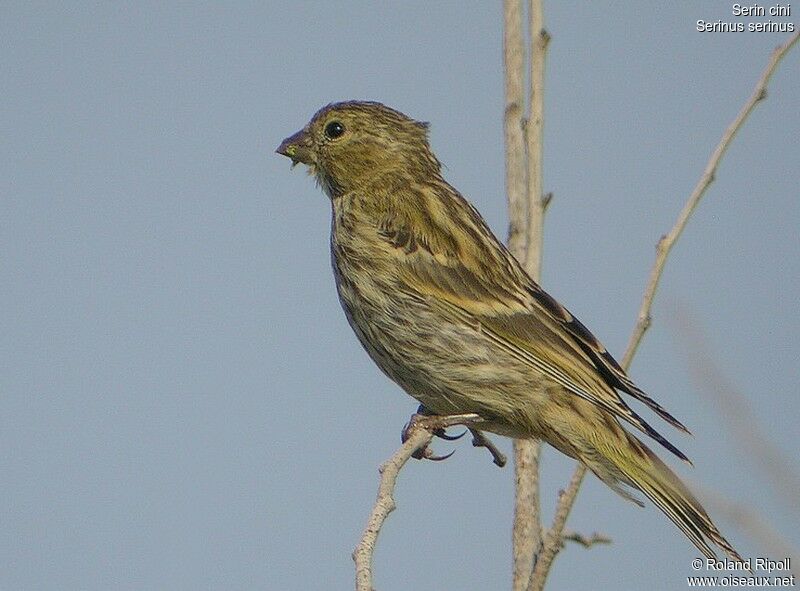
<box><xmin>276</xmin><ymin>100</ymin><xmax>743</xmax><ymax>562</ymax></box>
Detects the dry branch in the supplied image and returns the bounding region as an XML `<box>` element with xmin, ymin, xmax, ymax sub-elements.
<box><xmin>507</xmin><ymin>1</ymin><xmax>549</xmax><ymax>588</ymax></box>
<box><xmin>504</xmin><ymin>0</ymin><xmax>527</xmax><ymax>260</ymax></box>
<box><xmin>353</xmin><ymin>427</ymin><xmax>432</xmax><ymax>591</ymax></box>
<box><xmin>353</xmin><ymin>413</ymin><xmax>483</xmax><ymax>591</ymax></box>
<box><xmin>561</xmin><ymin>530</ymin><xmax>612</xmax><ymax>549</ymax></box>
<box><xmin>527</xmin><ymin>464</ymin><xmax>585</xmax><ymax>591</ymax></box>
<box><xmin>622</xmin><ymin>29</ymin><xmax>800</xmax><ymax>369</ymax></box>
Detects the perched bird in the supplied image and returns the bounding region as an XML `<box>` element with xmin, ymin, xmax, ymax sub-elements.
<box><xmin>276</xmin><ymin>100</ymin><xmax>742</xmax><ymax>562</ymax></box>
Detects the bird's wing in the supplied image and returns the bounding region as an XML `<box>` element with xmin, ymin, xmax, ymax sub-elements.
<box><xmin>523</xmin><ymin>280</ymin><xmax>690</xmax><ymax>434</ymax></box>
<box><xmin>382</xmin><ymin>200</ymin><xmax>689</xmax><ymax>462</ymax></box>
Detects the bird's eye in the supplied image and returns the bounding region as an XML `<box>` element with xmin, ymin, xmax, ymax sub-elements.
<box><xmin>324</xmin><ymin>121</ymin><xmax>345</xmax><ymax>139</ymax></box>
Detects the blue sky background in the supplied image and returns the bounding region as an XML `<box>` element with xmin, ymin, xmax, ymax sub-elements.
<box><xmin>2</xmin><ymin>2</ymin><xmax>798</xmax><ymax>590</ymax></box>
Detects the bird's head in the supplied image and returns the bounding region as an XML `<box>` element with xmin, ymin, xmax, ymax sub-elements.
<box><xmin>276</xmin><ymin>101</ymin><xmax>441</xmax><ymax>198</ymax></box>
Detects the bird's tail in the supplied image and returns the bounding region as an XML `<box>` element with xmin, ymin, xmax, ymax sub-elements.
<box><xmin>583</xmin><ymin>428</ymin><xmax>743</xmax><ymax>562</ymax></box>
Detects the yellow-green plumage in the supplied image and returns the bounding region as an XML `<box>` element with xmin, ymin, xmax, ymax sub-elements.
<box><xmin>277</xmin><ymin>100</ymin><xmax>742</xmax><ymax>562</ymax></box>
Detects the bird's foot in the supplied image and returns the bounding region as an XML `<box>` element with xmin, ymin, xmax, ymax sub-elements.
<box><xmin>469</xmin><ymin>428</ymin><xmax>507</xmax><ymax>467</ymax></box>
<box><xmin>401</xmin><ymin>406</ymin><xmax>503</xmax><ymax>466</ymax></box>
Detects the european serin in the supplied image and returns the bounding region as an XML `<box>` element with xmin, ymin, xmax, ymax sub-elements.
<box><xmin>277</xmin><ymin>100</ymin><xmax>742</xmax><ymax>562</ymax></box>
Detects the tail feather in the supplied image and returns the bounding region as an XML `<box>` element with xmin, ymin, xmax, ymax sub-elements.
<box><xmin>584</xmin><ymin>430</ymin><xmax>743</xmax><ymax>562</ymax></box>
<box><xmin>631</xmin><ymin>441</ymin><xmax>744</xmax><ymax>562</ymax></box>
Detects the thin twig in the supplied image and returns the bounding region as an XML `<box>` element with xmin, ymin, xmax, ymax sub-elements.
<box><xmin>527</xmin><ymin>466</ymin><xmax>585</xmax><ymax>591</ymax></box>
<box><xmin>622</xmin><ymin>29</ymin><xmax>800</xmax><ymax>369</ymax></box>
<box><xmin>526</xmin><ymin>29</ymin><xmax>800</xmax><ymax>591</ymax></box>
<box><xmin>561</xmin><ymin>530</ymin><xmax>612</xmax><ymax>549</ymax></box>
<box><xmin>353</xmin><ymin>413</ymin><xmax>482</xmax><ymax>591</ymax></box>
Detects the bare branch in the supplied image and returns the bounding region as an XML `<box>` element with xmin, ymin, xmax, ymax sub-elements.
<box><xmin>512</xmin><ymin>439</ymin><xmax>542</xmax><ymax>591</ymax></box>
<box><xmin>508</xmin><ymin>1</ymin><xmax>549</xmax><ymax>587</ymax></box>
<box><xmin>504</xmin><ymin>1</ymin><xmax>536</xmax><ymax>588</ymax></box>
<box><xmin>561</xmin><ymin>530</ymin><xmax>612</xmax><ymax>549</ymax></box>
<box><xmin>622</xmin><ymin>29</ymin><xmax>800</xmax><ymax>369</ymax></box>
<box><xmin>353</xmin><ymin>413</ymin><xmax>483</xmax><ymax>591</ymax></box>
<box><xmin>524</xmin><ymin>0</ymin><xmax>551</xmax><ymax>278</ymax></box>
<box><xmin>527</xmin><ymin>466</ymin><xmax>586</xmax><ymax>591</ymax></box>
<box><xmin>526</xmin><ymin>28</ymin><xmax>800</xmax><ymax>591</ymax></box>
<box><xmin>504</xmin><ymin>0</ymin><xmax>527</xmax><ymax>260</ymax></box>
<box><xmin>354</xmin><ymin>427</ymin><xmax>431</xmax><ymax>591</ymax></box>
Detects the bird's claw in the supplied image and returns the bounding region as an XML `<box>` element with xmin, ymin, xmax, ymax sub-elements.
<box><xmin>401</xmin><ymin>409</ymin><xmax>491</xmax><ymax>464</ymax></box>
<box><xmin>424</xmin><ymin>448</ymin><xmax>456</xmax><ymax>461</ymax></box>
<box><xmin>433</xmin><ymin>428</ymin><xmax>467</xmax><ymax>441</ymax></box>
<box><xmin>401</xmin><ymin>413</ymin><xmax>460</xmax><ymax>462</ymax></box>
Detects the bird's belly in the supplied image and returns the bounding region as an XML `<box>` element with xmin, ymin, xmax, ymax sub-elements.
<box><xmin>331</xmin><ymin>254</ymin><xmax>548</xmax><ymax>434</ymax></box>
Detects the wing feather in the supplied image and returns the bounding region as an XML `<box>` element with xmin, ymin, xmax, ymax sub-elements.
<box><xmin>380</xmin><ymin>195</ymin><xmax>689</xmax><ymax>462</ymax></box>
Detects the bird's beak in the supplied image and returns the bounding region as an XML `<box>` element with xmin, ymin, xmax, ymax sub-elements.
<box><xmin>276</xmin><ymin>128</ymin><xmax>313</xmax><ymax>166</ymax></box>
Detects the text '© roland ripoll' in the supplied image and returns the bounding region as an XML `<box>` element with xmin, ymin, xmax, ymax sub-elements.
<box><xmin>697</xmin><ymin>3</ymin><xmax>795</xmax><ymax>32</ymax></box>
